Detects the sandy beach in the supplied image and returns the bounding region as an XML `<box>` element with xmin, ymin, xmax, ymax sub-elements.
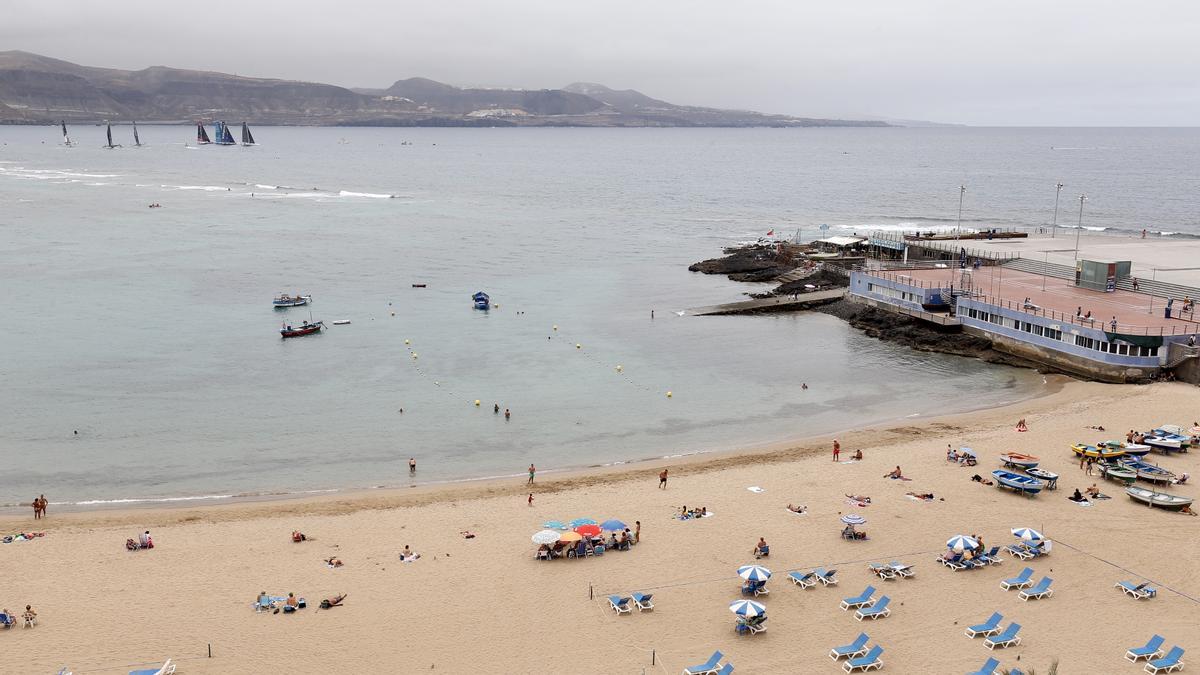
<box><xmin>4</xmin><ymin>379</ymin><xmax>1198</xmax><ymax>674</ymax></box>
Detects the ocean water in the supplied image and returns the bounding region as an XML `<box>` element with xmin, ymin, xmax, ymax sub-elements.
<box><xmin>3</xmin><ymin>125</ymin><xmax>1195</xmax><ymax>508</ymax></box>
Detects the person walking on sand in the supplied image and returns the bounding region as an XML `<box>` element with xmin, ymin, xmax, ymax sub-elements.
<box><xmin>832</xmin><ymin>439</ymin><xmax>840</xmax><ymax>462</ymax></box>
<box><xmin>527</xmin><ymin>493</ymin><xmax>534</xmax><ymax>507</ymax></box>
<box><xmin>527</xmin><ymin>464</ymin><xmax>536</xmax><ymax>485</ymax></box>
<box><xmin>31</xmin><ymin>497</ymin><xmax>40</xmax><ymax>520</ymax></box>
<box><xmin>409</xmin><ymin>458</ymin><xmax>416</xmax><ymax>474</ymax></box>
<box><xmin>659</xmin><ymin>468</ymin><xmax>669</xmax><ymax>489</ymax></box>
<box><xmin>634</xmin><ymin>520</ymin><xmax>641</xmax><ymax>543</ymax></box>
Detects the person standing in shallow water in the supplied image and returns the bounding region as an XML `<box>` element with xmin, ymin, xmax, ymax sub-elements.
<box><xmin>409</xmin><ymin>458</ymin><xmax>416</xmax><ymax>474</ymax></box>
<box><xmin>527</xmin><ymin>464</ymin><xmax>536</xmax><ymax>485</ymax></box>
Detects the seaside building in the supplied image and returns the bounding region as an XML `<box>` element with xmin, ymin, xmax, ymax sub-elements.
<box><xmin>847</xmin><ymin>233</ymin><xmax>1200</xmax><ymax>383</ymax></box>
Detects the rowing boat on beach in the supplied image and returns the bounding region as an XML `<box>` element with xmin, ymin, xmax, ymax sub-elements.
<box><xmin>1099</xmin><ymin>462</ymin><xmax>1137</xmax><ymax>485</ymax></box>
<box><xmin>1099</xmin><ymin>441</ymin><xmax>1150</xmax><ymax>458</ymax></box>
<box><xmin>1071</xmin><ymin>443</ymin><xmax>1125</xmax><ymax>460</ymax></box>
<box><xmin>999</xmin><ymin>453</ymin><xmax>1039</xmax><ymax>470</ymax></box>
<box><xmin>1120</xmin><ymin>458</ymin><xmax>1177</xmax><ymax>484</ymax></box>
<box><xmin>1025</xmin><ymin>467</ymin><xmax>1058</xmax><ymax>490</ymax></box>
<box><xmin>1125</xmin><ymin>486</ymin><xmax>1194</xmax><ymax>510</ymax></box>
<box><xmin>992</xmin><ymin>469</ymin><xmax>1044</xmax><ymax>495</ymax></box>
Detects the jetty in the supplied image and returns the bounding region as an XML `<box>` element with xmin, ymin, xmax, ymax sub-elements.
<box><xmin>687</xmin><ymin>288</ymin><xmax>846</xmax><ymax>316</ymax></box>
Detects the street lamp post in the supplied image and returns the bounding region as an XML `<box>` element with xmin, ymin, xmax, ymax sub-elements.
<box><xmin>954</xmin><ymin>185</ymin><xmax>966</xmax><ymax>273</ymax></box>
<box><xmin>1051</xmin><ymin>182</ymin><xmax>1064</xmax><ymax>238</ymax></box>
<box><xmin>1073</xmin><ymin>193</ymin><xmax>1087</xmax><ymax>261</ymax></box>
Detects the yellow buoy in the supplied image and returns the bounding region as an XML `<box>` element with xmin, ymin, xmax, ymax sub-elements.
<box><xmin>404</xmin><ymin>339</ymin><xmax>410</xmax><ymax>345</ymax></box>
<box><xmin>576</xmin><ymin>343</ymin><xmax>582</xmax><ymax>349</ymax></box>
<box><xmin>552</xmin><ymin>325</ymin><xmax>558</xmax><ymax>331</ymax></box>
<box><xmin>412</xmin><ymin>353</ymin><xmax>418</xmax><ymax>359</ymax></box>
<box><xmin>391</xmin><ymin>311</ymin><xmax>395</xmax><ymax>316</ymax></box>
<box><xmin>474</xmin><ymin>399</ymin><xmax>481</xmax><ymax>406</ymax></box>
<box><xmin>615</xmin><ymin>365</ymin><xmax>623</xmax><ymax>372</ymax></box>
<box><xmin>666</xmin><ymin>391</ymin><xmax>673</xmax><ymax>398</ymax></box>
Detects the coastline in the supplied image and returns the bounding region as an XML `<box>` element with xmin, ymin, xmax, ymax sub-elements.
<box><xmin>0</xmin><ymin>374</ymin><xmax>1069</xmax><ymax>527</ymax></box>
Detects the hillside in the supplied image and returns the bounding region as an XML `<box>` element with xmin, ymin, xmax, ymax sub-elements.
<box><xmin>0</xmin><ymin>51</ymin><xmax>889</xmax><ymax>128</ymax></box>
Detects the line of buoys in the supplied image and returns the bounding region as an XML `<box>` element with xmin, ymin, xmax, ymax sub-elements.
<box><xmin>547</xmin><ymin>322</ymin><xmax>671</xmax><ymax>400</ymax></box>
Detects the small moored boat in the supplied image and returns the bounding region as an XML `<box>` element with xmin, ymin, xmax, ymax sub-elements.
<box><xmin>472</xmin><ymin>291</ymin><xmax>490</xmax><ymax>310</ymax></box>
<box><xmin>992</xmin><ymin>470</ymin><xmax>1045</xmax><ymax>495</ymax></box>
<box><xmin>1025</xmin><ymin>467</ymin><xmax>1058</xmax><ymax>490</ymax></box>
<box><xmin>1071</xmin><ymin>443</ymin><xmax>1125</xmax><ymax>460</ymax></box>
<box><xmin>1099</xmin><ymin>440</ymin><xmax>1150</xmax><ymax>458</ymax></box>
<box><xmin>1120</xmin><ymin>458</ymin><xmax>1177</xmax><ymax>484</ymax></box>
<box><xmin>412</xmin><ymin>284</ymin><xmax>427</xmax><ymax>288</ymax></box>
<box><xmin>1099</xmin><ymin>462</ymin><xmax>1137</xmax><ymax>485</ymax></box>
<box><xmin>280</xmin><ymin>321</ymin><xmax>324</xmax><ymax>338</ymax></box>
<box><xmin>1125</xmin><ymin>486</ymin><xmax>1194</xmax><ymax>511</ymax></box>
<box><xmin>274</xmin><ymin>294</ymin><xmax>312</xmax><ymax>308</ymax></box>
<box><xmin>999</xmin><ymin>453</ymin><xmax>1039</xmax><ymax>470</ymax></box>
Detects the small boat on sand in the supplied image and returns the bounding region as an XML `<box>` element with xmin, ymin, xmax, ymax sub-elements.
<box><xmin>1120</xmin><ymin>458</ymin><xmax>1177</xmax><ymax>484</ymax></box>
<box><xmin>1025</xmin><ymin>467</ymin><xmax>1058</xmax><ymax>490</ymax></box>
<box><xmin>1125</xmin><ymin>486</ymin><xmax>1194</xmax><ymax>510</ymax></box>
<box><xmin>274</xmin><ymin>294</ymin><xmax>312</xmax><ymax>308</ymax></box>
<box><xmin>999</xmin><ymin>453</ymin><xmax>1039</xmax><ymax>470</ymax></box>
<box><xmin>992</xmin><ymin>470</ymin><xmax>1044</xmax><ymax>495</ymax></box>
<box><xmin>472</xmin><ymin>291</ymin><xmax>490</xmax><ymax>310</ymax></box>
<box><xmin>1143</xmin><ymin>427</ymin><xmax>1190</xmax><ymax>453</ymax></box>
<box><xmin>1099</xmin><ymin>462</ymin><xmax>1137</xmax><ymax>485</ymax></box>
<box><xmin>1099</xmin><ymin>441</ymin><xmax>1150</xmax><ymax>458</ymax></box>
<box><xmin>280</xmin><ymin>321</ymin><xmax>323</xmax><ymax>338</ymax></box>
<box><xmin>1071</xmin><ymin>443</ymin><xmax>1125</xmax><ymax>460</ymax></box>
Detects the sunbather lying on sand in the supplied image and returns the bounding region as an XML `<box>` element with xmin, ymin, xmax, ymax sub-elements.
<box><xmin>971</xmin><ymin>474</ymin><xmax>994</xmax><ymax>486</ymax></box>
<box><xmin>844</xmin><ymin>494</ymin><xmax>871</xmax><ymax>503</ymax></box>
<box><xmin>906</xmin><ymin>492</ymin><xmax>935</xmax><ymax>501</ymax></box>
<box><xmin>324</xmin><ymin>557</ymin><xmax>343</xmax><ymax>568</ymax></box>
<box><xmin>319</xmin><ymin>594</ymin><xmax>346</xmax><ymax>609</ymax></box>
<box><xmin>786</xmin><ymin>504</ymin><xmax>807</xmax><ymax>513</ymax></box>
<box><xmin>292</xmin><ymin>530</ymin><xmax>309</xmax><ymax>542</ymax></box>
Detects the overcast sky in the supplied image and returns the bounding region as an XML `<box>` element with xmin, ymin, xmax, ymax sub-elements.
<box><xmin>4</xmin><ymin>0</ymin><xmax>1198</xmax><ymax>125</ymax></box>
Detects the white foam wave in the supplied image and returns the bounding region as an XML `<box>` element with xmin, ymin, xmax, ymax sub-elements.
<box><xmin>254</xmin><ymin>184</ymin><xmax>278</xmax><ymax>190</ymax></box>
<box><xmin>339</xmin><ymin>190</ymin><xmax>394</xmax><ymax>199</ymax></box>
<box><xmin>164</xmin><ymin>185</ymin><xmax>231</xmax><ymax>191</ymax></box>
<box><xmin>71</xmin><ymin>494</ymin><xmax>234</xmax><ymax>506</ymax></box>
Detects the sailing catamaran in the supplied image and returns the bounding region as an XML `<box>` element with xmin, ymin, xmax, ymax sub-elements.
<box><xmin>103</xmin><ymin>122</ymin><xmax>121</xmax><ymax>149</ymax></box>
<box><xmin>213</xmin><ymin>121</ymin><xmax>236</xmax><ymax>145</ymax></box>
<box><xmin>60</xmin><ymin>120</ymin><xmax>74</xmax><ymax>147</ymax></box>
<box><xmin>241</xmin><ymin>122</ymin><xmax>256</xmax><ymax>146</ymax></box>
<box><xmin>196</xmin><ymin>122</ymin><xmax>212</xmax><ymax>145</ymax></box>
<box><xmin>132</xmin><ymin>122</ymin><xmax>143</xmax><ymax>147</ymax></box>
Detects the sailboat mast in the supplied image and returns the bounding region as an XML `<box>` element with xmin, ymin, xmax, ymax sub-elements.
<box><xmin>133</xmin><ymin>122</ymin><xmax>142</xmax><ymax>146</ymax></box>
<box><xmin>61</xmin><ymin>120</ymin><xmax>72</xmax><ymax>146</ymax></box>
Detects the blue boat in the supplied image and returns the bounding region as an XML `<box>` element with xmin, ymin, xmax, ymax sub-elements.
<box><xmin>472</xmin><ymin>291</ymin><xmax>490</xmax><ymax>310</ymax></box>
<box><xmin>1119</xmin><ymin>457</ymin><xmax>1177</xmax><ymax>484</ymax></box>
<box><xmin>992</xmin><ymin>469</ymin><xmax>1044</xmax><ymax>495</ymax></box>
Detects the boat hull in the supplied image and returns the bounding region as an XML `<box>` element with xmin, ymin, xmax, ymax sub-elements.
<box><xmin>1071</xmin><ymin>444</ymin><xmax>1124</xmax><ymax>460</ymax></box>
<box><xmin>280</xmin><ymin>322</ymin><xmax>323</xmax><ymax>338</ymax></box>
<box><xmin>992</xmin><ymin>470</ymin><xmax>1044</xmax><ymax>495</ymax></box>
<box><xmin>273</xmin><ymin>295</ymin><xmax>311</xmax><ymax>308</ymax></box>
<box><xmin>999</xmin><ymin>454</ymin><xmax>1039</xmax><ymax>470</ymax></box>
<box><xmin>1125</xmin><ymin>486</ymin><xmax>1193</xmax><ymax>510</ymax></box>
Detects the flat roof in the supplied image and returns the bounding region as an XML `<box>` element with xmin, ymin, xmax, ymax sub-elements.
<box><xmin>870</xmin><ymin>267</ymin><xmax>1199</xmax><ymax>335</ymax></box>
<box><xmin>817</xmin><ymin>236</ymin><xmax>865</xmax><ymax>247</ymax></box>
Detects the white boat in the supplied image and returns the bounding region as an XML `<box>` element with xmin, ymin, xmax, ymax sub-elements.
<box><xmin>273</xmin><ymin>294</ymin><xmax>312</xmax><ymax>308</ymax></box>
<box><xmin>992</xmin><ymin>469</ymin><xmax>1044</xmax><ymax>495</ymax></box>
<box><xmin>1119</xmin><ymin>458</ymin><xmax>1177</xmax><ymax>484</ymax></box>
<box><xmin>1099</xmin><ymin>441</ymin><xmax>1151</xmax><ymax>458</ymax></box>
<box><xmin>1125</xmin><ymin>486</ymin><xmax>1194</xmax><ymax>511</ymax></box>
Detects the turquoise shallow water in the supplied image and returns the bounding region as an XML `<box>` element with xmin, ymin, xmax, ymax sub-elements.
<box><xmin>7</xmin><ymin>125</ymin><xmax>1193</xmax><ymax>506</ymax></box>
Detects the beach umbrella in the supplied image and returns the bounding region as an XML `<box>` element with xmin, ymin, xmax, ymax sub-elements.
<box><xmin>729</xmin><ymin>599</ymin><xmax>767</xmax><ymax>617</ymax></box>
<box><xmin>737</xmin><ymin>565</ymin><xmax>772</xmax><ymax>582</ymax></box>
<box><xmin>1011</xmin><ymin>527</ymin><xmax>1044</xmax><ymax>542</ymax></box>
<box><xmin>841</xmin><ymin>514</ymin><xmax>867</xmax><ymax>525</ymax></box>
<box><xmin>531</xmin><ymin>529</ymin><xmax>560</xmax><ymax>545</ymax></box>
<box><xmin>575</xmin><ymin>524</ymin><xmax>602</xmax><ymax>537</ymax></box>
<box><xmin>946</xmin><ymin>534</ymin><xmax>979</xmax><ymax>552</ymax></box>
<box><xmin>569</xmin><ymin>518</ymin><xmax>597</xmax><ymax>528</ymax></box>
<box><xmin>959</xmin><ymin>447</ymin><xmax>976</xmax><ymax>457</ymax></box>
<box><xmin>600</xmin><ymin>519</ymin><xmax>627</xmax><ymax>531</ymax></box>
<box><xmin>542</xmin><ymin>520</ymin><xmax>567</xmax><ymax>530</ymax></box>
<box><xmin>558</xmin><ymin>531</ymin><xmax>583</xmax><ymax>543</ymax></box>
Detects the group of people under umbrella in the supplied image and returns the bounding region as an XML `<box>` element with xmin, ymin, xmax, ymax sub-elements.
<box><xmin>941</xmin><ymin>527</ymin><xmax>1047</xmax><ymax>566</ymax></box>
<box><xmin>532</xmin><ymin>518</ymin><xmax>637</xmax><ymax>559</ymax></box>
<box><xmin>732</xmin><ymin>564</ymin><xmax>772</xmax><ymax>634</ymax></box>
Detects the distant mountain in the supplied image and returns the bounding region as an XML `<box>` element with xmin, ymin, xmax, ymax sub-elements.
<box><xmin>0</xmin><ymin>51</ymin><xmax>888</xmax><ymax>128</ymax></box>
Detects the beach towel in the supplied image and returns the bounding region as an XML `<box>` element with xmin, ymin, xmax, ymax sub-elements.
<box><xmin>905</xmin><ymin>495</ymin><xmax>932</xmax><ymax>502</ymax></box>
<box><xmin>747</xmin><ymin>486</ymin><xmax>765</xmax><ymax>493</ymax></box>
<box><xmin>845</xmin><ymin>498</ymin><xmax>869</xmax><ymax>508</ymax></box>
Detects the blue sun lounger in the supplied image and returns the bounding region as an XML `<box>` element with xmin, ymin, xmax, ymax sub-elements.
<box><xmin>840</xmin><ymin>585</ymin><xmax>876</xmax><ymax>610</ymax></box>
<box><xmin>714</xmin><ymin>665</ymin><xmax>733</xmax><ymax>675</ymax></box>
<box><xmin>789</xmin><ymin>571</ymin><xmax>817</xmax><ymax>588</ymax></box>
<box><xmin>978</xmin><ymin>546</ymin><xmax>1003</xmax><ymax>565</ymax></box>
<box><xmin>965</xmin><ymin>657</ymin><xmax>1000</xmax><ymax>675</ymax></box>
<box><xmin>681</xmin><ymin>650</ymin><xmax>723</xmax><ymax>675</ymax></box>
<box><xmin>964</xmin><ymin>611</ymin><xmax>1004</xmax><ymax>638</ymax></box>
<box><xmin>1126</xmin><ymin>635</ymin><xmax>1166</xmax><ymax>662</ymax></box>
<box><xmin>632</xmin><ymin>592</ymin><xmax>654</xmax><ymax>611</ymax></box>
<box><xmin>854</xmin><ymin>595</ymin><xmax>891</xmax><ymax>621</ymax></box>
<box><xmin>829</xmin><ymin>633</ymin><xmax>870</xmax><ymax>661</ymax></box>
<box><xmin>1018</xmin><ymin>576</ymin><xmax>1053</xmax><ymax>601</ymax></box>
<box><xmin>1144</xmin><ymin>646</ymin><xmax>1185</xmax><ymax>674</ymax></box>
<box><xmin>0</xmin><ymin>613</ymin><xmax>13</xmax><ymax>628</ymax></box>
<box><xmin>1116</xmin><ymin>581</ymin><xmax>1158</xmax><ymax>599</ymax></box>
<box><xmin>129</xmin><ymin>659</ymin><xmax>175</xmax><ymax>675</ymax></box>
<box><xmin>999</xmin><ymin>567</ymin><xmax>1034</xmax><ymax>591</ymax></box>
<box><xmin>842</xmin><ymin>645</ymin><xmax>883</xmax><ymax>673</ymax></box>
<box><xmin>608</xmin><ymin>595</ymin><xmax>632</xmax><ymax>614</ymax></box>
<box><xmin>815</xmin><ymin>567</ymin><xmax>839</xmax><ymax>586</ymax></box>
<box><xmin>984</xmin><ymin>623</ymin><xmax>1022</xmax><ymax>650</ymax></box>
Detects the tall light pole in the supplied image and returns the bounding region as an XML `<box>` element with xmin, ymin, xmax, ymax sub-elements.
<box><xmin>1051</xmin><ymin>182</ymin><xmax>1064</xmax><ymax>238</ymax></box>
<box><xmin>954</xmin><ymin>185</ymin><xmax>966</xmax><ymax>274</ymax></box>
<box><xmin>1073</xmin><ymin>193</ymin><xmax>1087</xmax><ymax>261</ymax></box>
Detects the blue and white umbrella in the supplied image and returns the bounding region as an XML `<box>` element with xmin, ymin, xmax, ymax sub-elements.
<box><xmin>737</xmin><ymin>565</ymin><xmax>772</xmax><ymax>582</ymax></box>
<box><xmin>841</xmin><ymin>514</ymin><xmax>867</xmax><ymax>525</ymax></box>
<box><xmin>946</xmin><ymin>534</ymin><xmax>979</xmax><ymax>552</ymax></box>
<box><xmin>729</xmin><ymin>599</ymin><xmax>767</xmax><ymax>617</ymax></box>
<box><xmin>1011</xmin><ymin>527</ymin><xmax>1044</xmax><ymax>542</ymax></box>
<box><xmin>531</xmin><ymin>529</ymin><xmax>561</xmax><ymax>545</ymax></box>
<box><xmin>569</xmin><ymin>518</ymin><xmax>597</xmax><ymax>528</ymax></box>
<box><xmin>542</xmin><ymin>520</ymin><xmax>567</xmax><ymax>530</ymax></box>
<box><xmin>600</xmin><ymin>519</ymin><xmax>627</xmax><ymax>531</ymax></box>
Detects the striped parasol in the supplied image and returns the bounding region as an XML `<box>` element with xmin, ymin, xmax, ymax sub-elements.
<box><xmin>1010</xmin><ymin>527</ymin><xmax>1044</xmax><ymax>542</ymax></box>
<box><xmin>737</xmin><ymin>565</ymin><xmax>772</xmax><ymax>582</ymax></box>
<box><xmin>946</xmin><ymin>534</ymin><xmax>979</xmax><ymax>552</ymax></box>
<box><xmin>729</xmin><ymin>599</ymin><xmax>767</xmax><ymax>617</ymax></box>
<box><xmin>841</xmin><ymin>514</ymin><xmax>867</xmax><ymax>525</ymax></box>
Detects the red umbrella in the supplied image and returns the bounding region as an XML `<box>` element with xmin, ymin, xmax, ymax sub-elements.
<box><xmin>575</xmin><ymin>524</ymin><xmax>602</xmax><ymax>537</ymax></box>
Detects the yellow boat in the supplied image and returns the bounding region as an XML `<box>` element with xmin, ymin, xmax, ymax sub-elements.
<box><xmin>1070</xmin><ymin>443</ymin><xmax>1125</xmax><ymax>460</ymax></box>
